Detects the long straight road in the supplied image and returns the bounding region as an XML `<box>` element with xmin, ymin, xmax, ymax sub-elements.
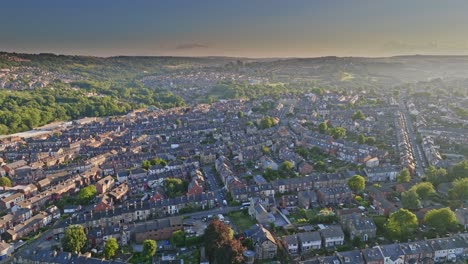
<box><xmin>202</xmin><ymin>165</ymin><xmax>226</xmax><ymax>205</ymax></box>
<box><xmin>399</xmin><ymin>100</ymin><xmax>425</xmax><ymax>176</ymax></box>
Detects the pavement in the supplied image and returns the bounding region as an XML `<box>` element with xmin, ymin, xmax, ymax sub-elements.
<box><xmin>399</xmin><ymin>100</ymin><xmax>425</xmax><ymax>176</ymax></box>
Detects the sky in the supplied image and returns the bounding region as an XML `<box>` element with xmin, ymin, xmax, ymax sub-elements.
<box><xmin>1</xmin><ymin>0</ymin><xmax>468</xmax><ymax>58</ymax></box>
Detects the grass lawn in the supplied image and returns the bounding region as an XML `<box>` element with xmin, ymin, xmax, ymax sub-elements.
<box><xmin>228</xmin><ymin>210</ymin><xmax>256</xmax><ymax>232</ymax></box>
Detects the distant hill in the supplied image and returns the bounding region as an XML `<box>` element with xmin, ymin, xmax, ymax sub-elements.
<box><xmin>1</xmin><ymin>51</ymin><xmax>468</xmax><ymax>135</ymax></box>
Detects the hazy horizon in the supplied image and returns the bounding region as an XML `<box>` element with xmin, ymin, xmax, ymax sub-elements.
<box><xmin>2</xmin><ymin>0</ymin><xmax>468</xmax><ymax>57</ymax></box>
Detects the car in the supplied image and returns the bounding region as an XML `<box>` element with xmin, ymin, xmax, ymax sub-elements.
<box><xmin>46</xmin><ymin>236</ymin><xmax>53</xmax><ymax>241</ymax></box>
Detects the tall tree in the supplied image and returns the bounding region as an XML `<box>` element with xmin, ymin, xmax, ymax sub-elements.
<box><xmin>216</xmin><ymin>238</ymin><xmax>245</xmax><ymax>264</ymax></box>
<box><xmin>347</xmin><ymin>175</ymin><xmax>366</xmax><ymax>193</ymax></box>
<box><xmin>424</xmin><ymin>208</ymin><xmax>459</xmax><ymax>234</ymax></box>
<box><xmin>450</xmin><ymin>160</ymin><xmax>468</xmax><ymax>180</ymax></box>
<box><xmin>410</xmin><ymin>182</ymin><xmax>435</xmax><ymax>200</ymax></box>
<box><xmin>330</xmin><ymin>127</ymin><xmax>347</xmax><ymax>139</ymax></box>
<box><xmin>170</xmin><ymin>230</ymin><xmax>186</xmax><ymax>247</ymax></box>
<box><xmin>385</xmin><ymin>209</ymin><xmax>418</xmax><ymax>242</ymax></box>
<box><xmin>449</xmin><ymin>178</ymin><xmax>468</xmax><ymax>201</ymax></box>
<box><xmin>77</xmin><ymin>185</ymin><xmax>97</xmax><ymax>204</ymax></box>
<box><xmin>204</xmin><ymin>219</ymin><xmax>239</xmax><ymax>263</ymax></box>
<box><xmin>401</xmin><ymin>189</ymin><xmax>421</xmax><ymax>210</ymax></box>
<box><xmin>425</xmin><ymin>165</ymin><xmax>448</xmax><ymax>186</ymax></box>
<box><xmin>352</xmin><ymin>110</ymin><xmax>366</xmax><ymax>120</ymax></box>
<box><xmin>397</xmin><ymin>168</ymin><xmax>411</xmax><ymax>183</ymax></box>
<box><xmin>0</xmin><ymin>176</ymin><xmax>12</xmax><ymax>187</ymax></box>
<box><xmin>318</xmin><ymin>122</ymin><xmax>328</xmax><ymax>134</ymax></box>
<box><xmin>143</xmin><ymin>239</ymin><xmax>157</xmax><ymax>258</ymax></box>
<box><xmin>62</xmin><ymin>225</ymin><xmax>87</xmax><ymax>253</ymax></box>
<box><xmin>280</xmin><ymin>161</ymin><xmax>294</xmax><ymax>171</ymax></box>
<box><xmin>104</xmin><ymin>237</ymin><xmax>119</xmax><ymax>259</ymax></box>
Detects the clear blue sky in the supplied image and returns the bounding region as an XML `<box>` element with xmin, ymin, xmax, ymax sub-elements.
<box><xmin>1</xmin><ymin>0</ymin><xmax>468</xmax><ymax>57</ymax></box>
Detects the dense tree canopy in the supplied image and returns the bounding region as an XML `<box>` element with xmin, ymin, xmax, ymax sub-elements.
<box><xmin>62</xmin><ymin>225</ymin><xmax>87</xmax><ymax>253</ymax></box>
<box><xmin>424</xmin><ymin>208</ymin><xmax>459</xmax><ymax>234</ymax></box>
<box><xmin>0</xmin><ymin>85</ymin><xmax>136</xmax><ymax>134</ymax></box>
<box><xmin>397</xmin><ymin>168</ymin><xmax>411</xmax><ymax>183</ymax></box>
<box><xmin>0</xmin><ymin>176</ymin><xmax>12</xmax><ymax>187</ymax></box>
<box><xmin>330</xmin><ymin>126</ymin><xmax>347</xmax><ymax>139</ymax></box>
<box><xmin>318</xmin><ymin>122</ymin><xmax>328</xmax><ymax>134</ymax></box>
<box><xmin>142</xmin><ymin>158</ymin><xmax>167</xmax><ymax>170</ymax></box>
<box><xmin>204</xmin><ymin>219</ymin><xmax>243</xmax><ymax>264</ymax></box>
<box><xmin>317</xmin><ymin>121</ymin><xmax>346</xmax><ymax>139</ymax></box>
<box><xmin>261</xmin><ymin>146</ymin><xmax>270</xmax><ymax>154</ymax></box>
<box><xmin>170</xmin><ymin>230</ymin><xmax>186</xmax><ymax>247</ymax></box>
<box><xmin>385</xmin><ymin>209</ymin><xmax>418</xmax><ymax>241</ymax></box>
<box><xmin>410</xmin><ymin>182</ymin><xmax>435</xmax><ymax>200</ymax></box>
<box><xmin>143</xmin><ymin>239</ymin><xmax>157</xmax><ymax>257</ymax></box>
<box><xmin>347</xmin><ymin>175</ymin><xmax>366</xmax><ymax>193</ymax></box>
<box><xmin>425</xmin><ymin>165</ymin><xmax>448</xmax><ymax>186</ymax></box>
<box><xmin>401</xmin><ymin>189</ymin><xmax>421</xmax><ymax>210</ymax></box>
<box><xmin>450</xmin><ymin>160</ymin><xmax>468</xmax><ymax>180</ymax></box>
<box><xmin>357</xmin><ymin>134</ymin><xmax>376</xmax><ymax>145</ymax></box>
<box><xmin>352</xmin><ymin>110</ymin><xmax>366</xmax><ymax>120</ymax></box>
<box><xmin>449</xmin><ymin>178</ymin><xmax>468</xmax><ymax>201</ymax></box>
<box><xmin>76</xmin><ymin>185</ymin><xmax>97</xmax><ymax>204</ymax></box>
<box><xmin>259</xmin><ymin>116</ymin><xmax>277</xmax><ymax>129</ymax></box>
<box><xmin>163</xmin><ymin>178</ymin><xmax>188</xmax><ymax>198</ymax></box>
<box><xmin>0</xmin><ymin>73</ymin><xmax>185</xmax><ymax>135</ymax></box>
<box><xmin>104</xmin><ymin>237</ymin><xmax>119</xmax><ymax>259</ymax></box>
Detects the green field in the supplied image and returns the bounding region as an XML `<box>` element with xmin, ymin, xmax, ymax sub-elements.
<box><xmin>228</xmin><ymin>210</ymin><xmax>256</xmax><ymax>232</ymax></box>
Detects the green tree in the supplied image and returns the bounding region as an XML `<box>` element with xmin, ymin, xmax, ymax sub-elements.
<box><xmin>261</xmin><ymin>146</ymin><xmax>270</xmax><ymax>154</ymax></box>
<box><xmin>237</xmin><ymin>111</ymin><xmax>244</xmax><ymax>118</ymax></box>
<box><xmin>279</xmin><ymin>161</ymin><xmax>296</xmax><ymax>178</ymax></box>
<box><xmin>358</xmin><ymin>134</ymin><xmax>366</xmax><ymax>144</ymax></box>
<box><xmin>352</xmin><ymin>110</ymin><xmax>366</xmax><ymax>120</ymax></box>
<box><xmin>425</xmin><ymin>165</ymin><xmax>448</xmax><ymax>186</ymax></box>
<box><xmin>280</xmin><ymin>161</ymin><xmax>294</xmax><ymax>171</ymax></box>
<box><xmin>263</xmin><ymin>167</ymin><xmax>280</xmax><ymax>181</ymax></box>
<box><xmin>410</xmin><ymin>182</ymin><xmax>435</xmax><ymax>200</ymax></box>
<box><xmin>450</xmin><ymin>160</ymin><xmax>468</xmax><ymax>180</ymax></box>
<box><xmin>449</xmin><ymin>178</ymin><xmax>468</xmax><ymax>200</ymax></box>
<box><xmin>170</xmin><ymin>230</ymin><xmax>186</xmax><ymax>247</ymax></box>
<box><xmin>103</xmin><ymin>237</ymin><xmax>119</xmax><ymax>259</ymax></box>
<box><xmin>143</xmin><ymin>239</ymin><xmax>157</xmax><ymax>257</ymax></box>
<box><xmin>142</xmin><ymin>160</ymin><xmax>151</xmax><ymax>170</ymax></box>
<box><xmin>163</xmin><ymin>178</ymin><xmax>188</xmax><ymax>198</ymax></box>
<box><xmin>365</xmin><ymin>137</ymin><xmax>376</xmax><ymax>145</ymax></box>
<box><xmin>347</xmin><ymin>175</ymin><xmax>366</xmax><ymax>193</ymax></box>
<box><xmin>0</xmin><ymin>176</ymin><xmax>12</xmax><ymax>187</ymax></box>
<box><xmin>330</xmin><ymin>127</ymin><xmax>346</xmax><ymax>139</ymax></box>
<box><xmin>259</xmin><ymin>116</ymin><xmax>277</xmax><ymax>129</ymax></box>
<box><xmin>401</xmin><ymin>189</ymin><xmax>421</xmax><ymax>210</ymax></box>
<box><xmin>62</xmin><ymin>225</ymin><xmax>87</xmax><ymax>253</ymax></box>
<box><xmin>77</xmin><ymin>185</ymin><xmax>97</xmax><ymax>204</ymax></box>
<box><xmin>424</xmin><ymin>208</ymin><xmax>458</xmax><ymax>234</ymax></box>
<box><xmin>318</xmin><ymin>122</ymin><xmax>328</xmax><ymax>134</ymax></box>
<box><xmin>397</xmin><ymin>168</ymin><xmax>411</xmax><ymax>183</ymax></box>
<box><xmin>150</xmin><ymin>158</ymin><xmax>167</xmax><ymax>166</ymax></box>
<box><xmin>241</xmin><ymin>238</ymin><xmax>254</xmax><ymax>250</ymax></box>
<box><xmin>385</xmin><ymin>209</ymin><xmax>418</xmax><ymax>241</ymax></box>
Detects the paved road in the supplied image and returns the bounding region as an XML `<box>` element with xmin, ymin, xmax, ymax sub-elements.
<box><xmin>399</xmin><ymin>100</ymin><xmax>425</xmax><ymax>176</ymax></box>
<box><xmin>202</xmin><ymin>165</ymin><xmax>226</xmax><ymax>205</ymax></box>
